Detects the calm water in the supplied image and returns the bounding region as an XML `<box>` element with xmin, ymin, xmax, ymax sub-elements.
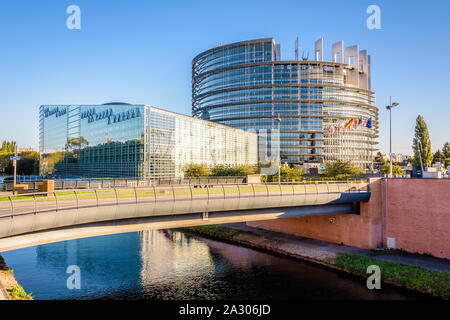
<box><xmin>2</xmin><ymin>230</ymin><xmax>426</xmax><ymax>300</ymax></box>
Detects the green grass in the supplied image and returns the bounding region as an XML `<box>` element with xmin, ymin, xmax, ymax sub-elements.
<box><xmin>335</xmin><ymin>253</ymin><xmax>450</xmax><ymax>299</ymax></box>
<box><xmin>186</xmin><ymin>225</ymin><xmax>244</xmax><ymax>240</ymax></box>
<box><xmin>0</xmin><ymin>254</ymin><xmax>33</xmax><ymax>300</ymax></box>
<box><xmin>178</xmin><ymin>225</ymin><xmax>258</xmax><ymax>244</ymax></box>
<box><xmin>10</xmin><ymin>284</ymin><xmax>33</xmax><ymax>300</ymax></box>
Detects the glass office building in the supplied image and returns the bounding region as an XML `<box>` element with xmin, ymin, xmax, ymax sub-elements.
<box><xmin>192</xmin><ymin>38</ymin><xmax>379</xmax><ymax>169</ymax></box>
<box><xmin>39</xmin><ymin>104</ymin><xmax>257</xmax><ymax>179</ymax></box>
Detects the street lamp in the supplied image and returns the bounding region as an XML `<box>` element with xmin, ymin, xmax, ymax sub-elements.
<box><xmin>417</xmin><ymin>139</ymin><xmax>425</xmax><ymax>174</ymax></box>
<box><xmin>385</xmin><ymin>97</ymin><xmax>399</xmax><ymax>178</ymax></box>
<box><xmin>276</xmin><ymin>116</ymin><xmax>282</xmax><ymax>184</ymax></box>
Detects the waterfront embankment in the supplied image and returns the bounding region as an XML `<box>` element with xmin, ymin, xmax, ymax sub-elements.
<box><xmin>182</xmin><ymin>223</ymin><xmax>450</xmax><ymax>299</ymax></box>
<box><xmin>0</xmin><ymin>254</ymin><xmax>32</xmax><ymax>300</ymax></box>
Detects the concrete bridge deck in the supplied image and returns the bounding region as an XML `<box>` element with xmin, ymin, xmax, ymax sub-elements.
<box><xmin>0</xmin><ymin>181</ymin><xmax>370</xmax><ymax>251</ymax></box>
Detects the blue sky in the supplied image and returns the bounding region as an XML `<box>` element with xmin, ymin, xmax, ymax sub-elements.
<box><xmin>0</xmin><ymin>0</ymin><xmax>449</xmax><ymax>155</ymax></box>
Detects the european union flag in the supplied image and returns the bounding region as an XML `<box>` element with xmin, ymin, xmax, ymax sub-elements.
<box><xmin>366</xmin><ymin>117</ymin><xmax>373</xmax><ymax>129</ymax></box>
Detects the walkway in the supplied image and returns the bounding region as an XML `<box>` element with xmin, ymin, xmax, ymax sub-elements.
<box><xmin>0</xmin><ymin>282</ymin><xmax>9</xmax><ymax>300</ymax></box>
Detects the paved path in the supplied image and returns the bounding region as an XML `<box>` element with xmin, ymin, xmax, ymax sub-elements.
<box><xmin>226</xmin><ymin>223</ymin><xmax>450</xmax><ymax>273</ymax></box>
<box><xmin>0</xmin><ymin>279</ymin><xmax>10</xmax><ymax>300</ymax></box>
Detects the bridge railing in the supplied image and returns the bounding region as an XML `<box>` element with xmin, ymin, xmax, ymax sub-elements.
<box><xmin>0</xmin><ymin>177</ymin><xmax>247</xmax><ymax>192</ymax></box>
<box><xmin>0</xmin><ymin>180</ymin><xmax>370</xmax><ymax>219</ymax></box>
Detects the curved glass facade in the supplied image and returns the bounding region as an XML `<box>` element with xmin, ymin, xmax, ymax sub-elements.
<box><xmin>192</xmin><ymin>38</ymin><xmax>379</xmax><ymax>168</ymax></box>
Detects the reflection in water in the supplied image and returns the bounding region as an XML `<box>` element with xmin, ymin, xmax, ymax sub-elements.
<box><xmin>2</xmin><ymin>230</ymin><xmax>426</xmax><ymax>300</ymax></box>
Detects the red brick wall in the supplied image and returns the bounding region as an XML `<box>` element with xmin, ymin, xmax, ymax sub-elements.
<box><xmin>248</xmin><ymin>179</ymin><xmax>450</xmax><ymax>259</ymax></box>
<box><xmin>385</xmin><ymin>179</ymin><xmax>450</xmax><ymax>259</ymax></box>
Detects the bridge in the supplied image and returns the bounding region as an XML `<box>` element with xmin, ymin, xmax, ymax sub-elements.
<box><xmin>0</xmin><ymin>181</ymin><xmax>370</xmax><ymax>252</ymax></box>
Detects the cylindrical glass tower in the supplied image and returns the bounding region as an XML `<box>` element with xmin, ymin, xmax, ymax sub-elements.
<box><xmin>192</xmin><ymin>38</ymin><xmax>378</xmax><ymax>169</ymax></box>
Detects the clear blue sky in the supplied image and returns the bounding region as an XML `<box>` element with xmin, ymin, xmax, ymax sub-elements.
<box><xmin>0</xmin><ymin>0</ymin><xmax>449</xmax><ymax>155</ymax></box>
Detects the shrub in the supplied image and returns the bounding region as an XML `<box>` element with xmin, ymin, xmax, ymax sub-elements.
<box><xmin>381</xmin><ymin>163</ymin><xmax>404</xmax><ymax>176</ymax></box>
<box><xmin>323</xmin><ymin>160</ymin><xmax>364</xmax><ymax>179</ymax></box>
<box><xmin>10</xmin><ymin>284</ymin><xmax>33</xmax><ymax>300</ymax></box>
<box><xmin>183</xmin><ymin>163</ymin><xmax>210</xmax><ymax>177</ymax></box>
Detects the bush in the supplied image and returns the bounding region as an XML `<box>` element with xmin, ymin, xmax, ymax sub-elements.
<box><xmin>323</xmin><ymin>160</ymin><xmax>364</xmax><ymax>179</ymax></box>
<box><xmin>183</xmin><ymin>163</ymin><xmax>258</xmax><ymax>178</ymax></box>
<box><xmin>183</xmin><ymin>163</ymin><xmax>210</xmax><ymax>177</ymax></box>
<box><xmin>210</xmin><ymin>164</ymin><xmax>257</xmax><ymax>177</ymax></box>
<box><xmin>445</xmin><ymin>158</ymin><xmax>450</xmax><ymax>168</ymax></box>
<box><xmin>10</xmin><ymin>284</ymin><xmax>33</xmax><ymax>300</ymax></box>
<box><xmin>270</xmin><ymin>164</ymin><xmax>304</xmax><ymax>182</ymax></box>
<box><xmin>381</xmin><ymin>163</ymin><xmax>404</xmax><ymax>176</ymax></box>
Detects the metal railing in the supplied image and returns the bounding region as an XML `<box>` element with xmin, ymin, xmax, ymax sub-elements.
<box><xmin>0</xmin><ymin>176</ymin><xmax>247</xmax><ymax>192</ymax></box>
<box><xmin>0</xmin><ymin>180</ymin><xmax>370</xmax><ymax>219</ymax></box>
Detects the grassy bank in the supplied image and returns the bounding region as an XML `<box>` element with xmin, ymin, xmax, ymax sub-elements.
<box><xmin>0</xmin><ymin>254</ymin><xmax>33</xmax><ymax>300</ymax></box>
<box><xmin>184</xmin><ymin>225</ymin><xmax>247</xmax><ymax>240</ymax></box>
<box><xmin>183</xmin><ymin>225</ymin><xmax>449</xmax><ymax>300</ymax></box>
<box><xmin>335</xmin><ymin>253</ymin><xmax>450</xmax><ymax>299</ymax></box>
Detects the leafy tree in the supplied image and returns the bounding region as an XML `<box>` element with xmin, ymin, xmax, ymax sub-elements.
<box><xmin>210</xmin><ymin>164</ymin><xmax>257</xmax><ymax>177</ymax></box>
<box><xmin>433</xmin><ymin>150</ymin><xmax>446</xmax><ymax>165</ymax></box>
<box><xmin>323</xmin><ymin>160</ymin><xmax>364</xmax><ymax>180</ymax></box>
<box><xmin>1</xmin><ymin>151</ymin><xmax>40</xmax><ymax>175</ymax></box>
<box><xmin>412</xmin><ymin>115</ymin><xmax>433</xmax><ymax>168</ymax></box>
<box><xmin>271</xmin><ymin>164</ymin><xmax>304</xmax><ymax>182</ymax></box>
<box><xmin>374</xmin><ymin>151</ymin><xmax>386</xmax><ymax>165</ymax></box>
<box><xmin>381</xmin><ymin>163</ymin><xmax>404</xmax><ymax>176</ymax></box>
<box><xmin>183</xmin><ymin>163</ymin><xmax>210</xmax><ymax>177</ymax></box>
<box><xmin>442</xmin><ymin>142</ymin><xmax>450</xmax><ymax>158</ymax></box>
<box><xmin>1</xmin><ymin>141</ymin><xmax>16</xmax><ymax>153</ymax></box>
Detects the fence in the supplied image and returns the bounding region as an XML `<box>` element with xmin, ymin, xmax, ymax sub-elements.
<box><xmin>0</xmin><ymin>177</ymin><xmax>247</xmax><ymax>192</ymax></box>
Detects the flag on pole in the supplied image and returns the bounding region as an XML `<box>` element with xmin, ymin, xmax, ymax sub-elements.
<box><xmin>345</xmin><ymin>119</ymin><xmax>353</xmax><ymax>129</ymax></box>
<box><xmin>366</xmin><ymin>117</ymin><xmax>373</xmax><ymax>129</ymax></box>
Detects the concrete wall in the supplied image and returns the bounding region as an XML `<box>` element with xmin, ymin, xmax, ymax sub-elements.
<box><xmin>249</xmin><ymin>179</ymin><xmax>450</xmax><ymax>259</ymax></box>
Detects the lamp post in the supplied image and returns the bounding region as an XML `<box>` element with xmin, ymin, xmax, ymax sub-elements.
<box><xmin>13</xmin><ymin>144</ymin><xmax>17</xmax><ymax>186</ymax></box>
<box><xmin>385</xmin><ymin>97</ymin><xmax>399</xmax><ymax>178</ymax></box>
<box><xmin>276</xmin><ymin>116</ymin><xmax>282</xmax><ymax>184</ymax></box>
<box><xmin>417</xmin><ymin>139</ymin><xmax>425</xmax><ymax>174</ymax></box>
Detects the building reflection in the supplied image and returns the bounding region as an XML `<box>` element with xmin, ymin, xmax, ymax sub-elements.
<box><xmin>139</xmin><ymin>230</ymin><xmax>218</xmax><ymax>286</ymax></box>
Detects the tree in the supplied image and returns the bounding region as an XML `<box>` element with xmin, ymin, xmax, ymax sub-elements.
<box><xmin>433</xmin><ymin>150</ymin><xmax>446</xmax><ymax>165</ymax></box>
<box><xmin>271</xmin><ymin>164</ymin><xmax>304</xmax><ymax>182</ymax></box>
<box><xmin>381</xmin><ymin>163</ymin><xmax>404</xmax><ymax>176</ymax></box>
<box><xmin>1</xmin><ymin>141</ymin><xmax>16</xmax><ymax>153</ymax></box>
<box><xmin>412</xmin><ymin>115</ymin><xmax>433</xmax><ymax>168</ymax></box>
<box><xmin>442</xmin><ymin>142</ymin><xmax>450</xmax><ymax>158</ymax></box>
<box><xmin>210</xmin><ymin>164</ymin><xmax>257</xmax><ymax>176</ymax></box>
<box><xmin>1</xmin><ymin>151</ymin><xmax>40</xmax><ymax>175</ymax></box>
<box><xmin>374</xmin><ymin>151</ymin><xmax>386</xmax><ymax>165</ymax></box>
<box><xmin>183</xmin><ymin>163</ymin><xmax>210</xmax><ymax>177</ymax></box>
<box><xmin>323</xmin><ymin>160</ymin><xmax>364</xmax><ymax>180</ymax></box>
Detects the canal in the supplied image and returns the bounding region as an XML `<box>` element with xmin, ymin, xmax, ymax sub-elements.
<box><xmin>1</xmin><ymin>229</ymin><xmax>427</xmax><ymax>300</ymax></box>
